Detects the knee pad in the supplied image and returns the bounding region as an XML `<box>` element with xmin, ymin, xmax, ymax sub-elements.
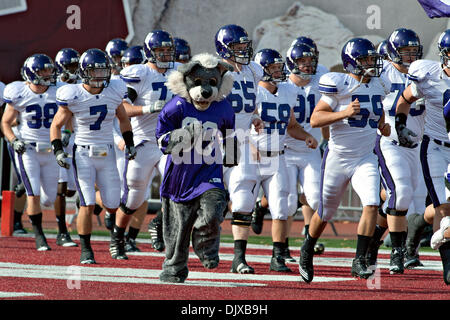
<box><xmin>120</xmin><ymin>203</ymin><xmax>137</xmax><ymax>215</ymax></box>
<box><xmin>386</xmin><ymin>208</ymin><xmax>407</xmax><ymax>216</ymax></box>
<box><xmin>66</xmin><ymin>190</ymin><xmax>76</xmax><ymax>197</ymax></box>
<box><xmin>231</xmin><ymin>212</ymin><xmax>252</xmax><ymax>227</ymax></box>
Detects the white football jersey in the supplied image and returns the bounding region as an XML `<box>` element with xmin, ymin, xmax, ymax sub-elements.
<box><xmin>228</xmin><ymin>61</ymin><xmax>264</xmax><ymax>130</ymax></box>
<box><xmin>120</xmin><ymin>63</ymin><xmax>178</xmax><ymax>142</ymax></box>
<box><xmin>284</xmin><ymin>74</ymin><xmax>322</xmax><ymax>152</ymax></box>
<box><xmin>0</xmin><ymin>81</ymin><xmax>5</xmax><ymax>104</ymax></box>
<box><xmin>380</xmin><ymin>61</ymin><xmax>425</xmax><ymax>143</ymax></box>
<box><xmin>3</xmin><ymin>81</ymin><xmax>58</xmax><ymax>143</ymax></box>
<box><xmin>408</xmin><ymin>59</ymin><xmax>450</xmax><ymax>143</ymax></box>
<box><xmin>250</xmin><ymin>82</ymin><xmax>297</xmax><ymax>152</ymax></box>
<box><xmin>56</xmin><ymin>79</ymin><xmax>127</xmax><ymax>145</ymax></box>
<box><xmin>318</xmin><ymin>72</ymin><xmax>388</xmax><ymax>157</ymax></box>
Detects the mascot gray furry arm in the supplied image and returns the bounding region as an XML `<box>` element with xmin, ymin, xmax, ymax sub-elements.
<box><xmin>155</xmin><ymin>53</ymin><xmax>237</xmax><ymax>283</ymax></box>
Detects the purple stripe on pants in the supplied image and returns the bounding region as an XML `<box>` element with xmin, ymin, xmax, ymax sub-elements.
<box><xmin>17</xmin><ymin>153</ymin><xmax>34</xmax><ymax>196</ymax></box>
<box><xmin>374</xmin><ymin>135</ymin><xmax>397</xmax><ymax>210</ymax></box>
<box><xmin>72</xmin><ymin>144</ymin><xmax>87</xmax><ymax>207</ymax></box>
<box><xmin>7</xmin><ymin>142</ymin><xmax>22</xmax><ymax>184</ymax></box>
<box><xmin>420</xmin><ymin>135</ymin><xmax>440</xmax><ymax>208</ymax></box>
<box><xmin>120</xmin><ymin>156</ymin><xmax>130</xmax><ymax>205</ymax></box>
<box><xmin>317</xmin><ymin>146</ymin><xmax>329</xmax><ymax>220</ymax></box>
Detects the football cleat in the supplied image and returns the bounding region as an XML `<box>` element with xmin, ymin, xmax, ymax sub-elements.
<box><xmin>124</xmin><ymin>237</ymin><xmax>141</xmax><ymax>253</ymax></box>
<box><xmin>251</xmin><ymin>201</ymin><xmax>268</xmax><ymax>235</ymax></box>
<box><xmin>299</xmin><ymin>245</ymin><xmax>314</xmax><ymax>283</ymax></box>
<box><xmin>109</xmin><ymin>233</ymin><xmax>128</xmax><ymax>260</ymax></box>
<box><xmin>389</xmin><ymin>247</ymin><xmax>405</xmax><ymax>274</ymax></box>
<box><xmin>230</xmin><ymin>258</ymin><xmax>255</xmax><ymax>274</ymax></box>
<box><xmin>13</xmin><ymin>221</ymin><xmax>27</xmax><ymax>235</ymax></box>
<box><xmin>351</xmin><ymin>256</ymin><xmax>374</xmax><ymax>279</ymax></box>
<box><xmin>281</xmin><ymin>247</ymin><xmax>296</xmax><ymax>262</ymax></box>
<box><xmin>35</xmin><ymin>234</ymin><xmax>51</xmax><ymax>251</ymax></box>
<box><xmin>430</xmin><ymin>216</ymin><xmax>450</xmax><ymax>250</ymax></box>
<box><xmin>104</xmin><ymin>212</ymin><xmax>116</xmax><ymax>231</ymax></box>
<box><xmin>270</xmin><ymin>256</ymin><xmax>292</xmax><ymax>272</ymax></box>
<box><xmin>148</xmin><ymin>217</ymin><xmax>165</xmax><ymax>252</ymax></box>
<box><xmin>56</xmin><ymin>232</ymin><xmax>78</xmax><ymax>247</ymax></box>
<box><xmin>404</xmin><ymin>251</ymin><xmax>423</xmax><ymax>269</ymax></box>
<box><xmin>80</xmin><ymin>249</ymin><xmax>96</xmax><ymax>264</ymax></box>
<box><xmin>314</xmin><ymin>243</ymin><xmax>325</xmax><ymax>255</ymax></box>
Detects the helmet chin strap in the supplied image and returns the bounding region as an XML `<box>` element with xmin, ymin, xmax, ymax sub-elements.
<box><xmin>348</xmin><ymin>68</ymin><xmax>373</xmax><ymax>94</ymax></box>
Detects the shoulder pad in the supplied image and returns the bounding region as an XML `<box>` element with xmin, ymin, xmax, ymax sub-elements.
<box><xmin>3</xmin><ymin>81</ymin><xmax>25</xmax><ymax>104</ymax></box>
<box><xmin>408</xmin><ymin>59</ymin><xmax>440</xmax><ymax>82</ymax></box>
<box><xmin>108</xmin><ymin>78</ymin><xmax>128</xmax><ymax>100</ymax></box>
<box><xmin>248</xmin><ymin>61</ymin><xmax>264</xmax><ymax>83</ymax></box>
<box><xmin>318</xmin><ymin>72</ymin><xmax>342</xmax><ymax>95</ymax></box>
<box><xmin>56</xmin><ymin>83</ymin><xmax>78</xmax><ymax>106</ymax></box>
<box><xmin>120</xmin><ymin>64</ymin><xmax>146</xmax><ymax>83</ymax></box>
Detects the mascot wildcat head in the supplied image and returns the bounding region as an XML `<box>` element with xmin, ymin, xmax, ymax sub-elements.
<box><xmin>166</xmin><ymin>53</ymin><xmax>234</xmax><ymax>111</ymax></box>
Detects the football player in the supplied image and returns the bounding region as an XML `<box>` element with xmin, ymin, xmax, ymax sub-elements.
<box><xmin>283</xmin><ymin>42</ymin><xmax>329</xmax><ymax>261</ymax></box>
<box><xmin>1</xmin><ymin>54</ymin><xmax>62</xmax><ymax>251</ymax></box>
<box><xmin>299</xmin><ymin>38</ymin><xmax>390</xmax><ymax>282</ymax></box>
<box><xmin>50</xmin><ymin>48</ymin><xmax>136</xmax><ymax>264</ymax></box>
<box><xmin>106</xmin><ymin>38</ymin><xmax>128</xmax><ymax>79</ymax></box>
<box><xmin>395</xmin><ymin>29</ymin><xmax>450</xmax><ymax>285</ymax></box>
<box><xmin>368</xmin><ymin>29</ymin><xmax>426</xmax><ymax>273</ymax></box>
<box><xmin>118</xmin><ymin>30</ymin><xmax>177</xmax><ymax>254</ymax></box>
<box><xmin>173</xmin><ymin>38</ymin><xmax>192</xmax><ymax>64</ymax></box>
<box><xmin>215</xmin><ymin>24</ymin><xmax>265</xmax><ymax>274</ymax></box>
<box><xmin>252</xmin><ymin>48</ymin><xmax>317</xmax><ymax>272</ymax></box>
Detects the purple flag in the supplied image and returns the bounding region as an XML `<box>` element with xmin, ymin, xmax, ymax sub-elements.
<box><xmin>418</xmin><ymin>0</ymin><xmax>450</xmax><ymax>18</ymax></box>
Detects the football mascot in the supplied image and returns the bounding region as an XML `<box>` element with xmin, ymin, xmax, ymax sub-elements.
<box><xmin>155</xmin><ymin>53</ymin><xmax>237</xmax><ymax>283</ymax></box>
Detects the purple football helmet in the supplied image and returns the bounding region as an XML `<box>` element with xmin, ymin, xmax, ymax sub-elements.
<box><xmin>386</xmin><ymin>28</ymin><xmax>422</xmax><ymax>66</ymax></box>
<box><xmin>291</xmin><ymin>36</ymin><xmax>319</xmax><ymax>59</ymax></box>
<box><xmin>143</xmin><ymin>30</ymin><xmax>175</xmax><ymax>69</ymax></box>
<box><xmin>438</xmin><ymin>29</ymin><xmax>450</xmax><ymax>68</ymax></box>
<box><xmin>79</xmin><ymin>48</ymin><xmax>111</xmax><ymax>88</ymax></box>
<box><xmin>215</xmin><ymin>24</ymin><xmax>253</xmax><ymax>65</ymax></box>
<box><xmin>55</xmin><ymin>48</ymin><xmax>80</xmax><ymax>83</ymax></box>
<box><xmin>254</xmin><ymin>48</ymin><xmax>286</xmax><ymax>82</ymax></box>
<box><xmin>341</xmin><ymin>38</ymin><xmax>383</xmax><ymax>77</ymax></box>
<box><xmin>121</xmin><ymin>45</ymin><xmax>146</xmax><ymax>66</ymax></box>
<box><xmin>173</xmin><ymin>38</ymin><xmax>191</xmax><ymax>63</ymax></box>
<box><xmin>377</xmin><ymin>40</ymin><xmax>389</xmax><ymax>60</ymax></box>
<box><xmin>22</xmin><ymin>54</ymin><xmax>56</xmax><ymax>86</ymax></box>
<box><xmin>286</xmin><ymin>43</ymin><xmax>318</xmax><ymax>79</ymax></box>
<box><xmin>105</xmin><ymin>38</ymin><xmax>128</xmax><ymax>71</ymax></box>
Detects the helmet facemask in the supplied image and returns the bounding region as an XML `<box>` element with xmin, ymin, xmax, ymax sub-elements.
<box><xmin>291</xmin><ymin>55</ymin><xmax>317</xmax><ymax>80</ymax></box>
<box><xmin>440</xmin><ymin>47</ymin><xmax>450</xmax><ymax>69</ymax></box>
<box><xmin>394</xmin><ymin>45</ymin><xmax>422</xmax><ymax>67</ymax></box>
<box><xmin>33</xmin><ymin>67</ymin><xmax>56</xmax><ymax>86</ymax></box>
<box><xmin>82</xmin><ymin>67</ymin><xmax>111</xmax><ymax>88</ymax></box>
<box><xmin>262</xmin><ymin>60</ymin><xmax>287</xmax><ymax>83</ymax></box>
<box><xmin>227</xmin><ymin>40</ymin><xmax>253</xmax><ymax>65</ymax></box>
<box><xmin>150</xmin><ymin>44</ymin><xmax>175</xmax><ymax>69</ymax></box>
<box><xmin>354</xmin><ymin>54</ymin><xmax>383</xmax><ymax>77</ymax></box>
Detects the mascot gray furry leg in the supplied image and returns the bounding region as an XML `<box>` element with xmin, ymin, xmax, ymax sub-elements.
<box><xmin>159</xmin><ymin>188</ymin><xmax>227</xmax><ymax>283</ymax></box>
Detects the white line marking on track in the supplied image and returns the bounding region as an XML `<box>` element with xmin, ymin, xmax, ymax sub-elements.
<box><xmin>0</xmin><ymin>291</ymin><xmax>43</xmax><ymax>298</ymax></box>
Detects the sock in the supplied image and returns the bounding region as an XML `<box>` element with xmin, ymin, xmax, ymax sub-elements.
<box><xmin>401</xmin><ymin>231</ymin><xmax>407</xmax><ymax>247</ymax></box>
<box><xmin>390</xmin><ymin>231</ymin><xmax>404</xmax><ymax>248</ymax></box>
<box><xmin>56</xmin><ymin>213</ymin><xmax>68</xmax><ymax>234</ymax></box>
<box><xmin>127</xmin><ymin>226</ymin><xmax>140</xmax><ymax>240</ymax></box>
<box><xmin>234</xmin><ymin>240</ymin><xmax>247</xmax><ymax>260</ymax></box>
<box><xmin>14</xmin><ymin>210</ymin><xmax>23</xmax><ymax>224</ymax></box>
<box><xmin>304</xmin><ymin>224</ymin><xmax>310</xmax><ymax>236</ymax></box>
<box><xmin>113</xmin><ymin>225</ymin><xmax>126</xmax><ymax>239</ymax></box>
<box><xmin>284</xmin><ymin>237</ymin><xmax>290</xmax><ymax>249</ymax></box>
<box><xmin>29</xmin><ymin>213</ymin><xmax>44</xmax><ymax>236</ymax></box>
<box><xmin>372</xmin><ymin>224</ymin><xmax>387</xmax><ymax>243</ymax></box>
<box><xmin>79</xmin><ymin>234</ymin><xmax>92</xmax><ymax>251</ymax></box>
<box><xmin>356</xmin><ymin>234</ymin><xmax>371</xmax><ymax>258</ymax></box>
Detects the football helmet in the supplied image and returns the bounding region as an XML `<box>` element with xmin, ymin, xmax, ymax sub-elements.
<box><xmin>377</xmin><ymin>40</ymin><xmax>389</xmax><ymax>60</ymax></box>
<box><xmin>215</xmin><ymin>24</ymin><xmax>253</xmax><ymax>65</ymax></box>
<box><xmin>173</xmin><ymin>38</ymin><xmax>191</xmax><ymax>63</ymax></box>
<box><xmin>55</xmin><ymin>48</ymin><xmax>80</xmax><ymax>83</ymax></box>
<box><xmin>79</xmin><ymin>48</ymin><xmax>111</xmax><ymax>88</ymax></box>
<box><xmin>286</xmin><ymin>43</ymin><xmax>317</xmax><ymax>79</ymax></box>
<box><xmin>22</xmin><ymin>54</ymin><xmax>56</xmax><ymax>86</ymax></box>
<box><xmin>254</xmin><ymin>48</ymin><xmax>286</xmax><ymax>82</ymax></box>
<box><xmin>341</xmin><ymin>38</ymin><xmax>383</xmax><ymax>77</ymax></box>
<box><xmin>290</xmin><ymin>36</ymin><xmax>319</xmax><ymax>60</ymax></box>
<box><xmin>438</xmin><ymin>29</ymin><xmax>450</xmax><ymax>68</ymax></box>
<box><xmin>143</xmin><ymin>30</ymin><xmax>175</xmax><ymax>69</ymax></box>
<box><xmin>21</xmin><ymin>56</ymin><xmax>31</xmax><ymax>81</ymax></box>
<box><xmin>386</xmin><ymin>28</ymin><xmax>422</xmax><ymax>66</ymax></box>
<box><xmin>121</xmin><ymin>45</ymin><xmax>146</xmax><ymax>66</ymax></box>
<box><xmin>105</xmin><ymin>38</ymin><xmax>128</xmax><ymax>71</ymax></box>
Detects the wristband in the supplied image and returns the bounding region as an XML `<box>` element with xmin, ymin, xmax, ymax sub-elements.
<box><xmin>395</xmin><ymin>113</ymin><xmax>407</xmax><ymax>127</ymax></box>
<box><xmin>122</xmin><ymin>131</ymin><xmax>134</xmax><ymax>147</ymax></box>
